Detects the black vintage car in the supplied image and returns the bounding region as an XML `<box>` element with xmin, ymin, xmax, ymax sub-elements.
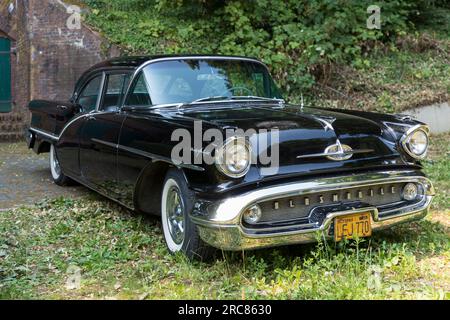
<box><xmin>27</xmin><ymin>55</ymin><xmax>434</xmax><ymax>260</ymax></box>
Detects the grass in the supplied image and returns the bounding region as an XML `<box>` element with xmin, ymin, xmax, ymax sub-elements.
<box><xmin>311</xmin><ymin>34</ymin><xmax>449</xmax><ymax>113</ymax></box>
<box><xmin>0</xmin><ymin>134</ymin><xmax>448</xmax><ymax>300</ymax></box>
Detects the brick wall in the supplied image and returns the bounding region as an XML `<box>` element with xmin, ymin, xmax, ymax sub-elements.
<box><xmin>0</xmin><ymin>0</ymin><xmax>120</xmax><ymax>141</ymax></box>
<box><xmin>0</xmin><ymin>0</ymin><xmax>30</xmax><ymax>141</ymax></box>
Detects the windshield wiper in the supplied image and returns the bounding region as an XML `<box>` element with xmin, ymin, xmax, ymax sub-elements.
<box><xmin>191</xmin><ymin>96</ymin><xmax>229</xmax><ymax>103</ymax></box>
<box><xmin>191</xmin><ymin>95</ymin><xmax>284</xmax><ymax>104</ymax></box>
<box><xmin>229</xmin><ymin>95</ymin><xmax>285</xmax><ymax>102</ymax></box>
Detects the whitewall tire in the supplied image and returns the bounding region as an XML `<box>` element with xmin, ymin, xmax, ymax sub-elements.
<box><xmin>49</xmin><ymin>144</ymin><xmax>71</xmax><ymax>186</ymax></box>
<box><xmin>160</xmin><ymin>169</ymin><xmax>215</xmax><ymax>260</ymax></box>
<box><xmin>161</xmin><ymin>178</ymin><xmax>185</xmax><ymax>252</ymax></box>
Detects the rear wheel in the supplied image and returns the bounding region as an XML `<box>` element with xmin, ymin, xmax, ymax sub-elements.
<box><xmin>49</xmin><ymin>144</ymin><xmax>72</xmax><ymax>186</ymax></box>
<box><xmin>161</xmin><ymin>168</ymin><xmax>215</xmax><ymax>261</ymax></box>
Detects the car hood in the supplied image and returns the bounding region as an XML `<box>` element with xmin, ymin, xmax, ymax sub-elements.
<box><xmin>163</xmin><ymin>102</ymin><xmax>401</xmax><ymax>178</ymax></box>
<box><xmin>118</xmin><ymin>101</ymin><xmax>418</xmax><ymax>192</ymax></box>
<box><xmin>178</xmin><ymin>103</ymin><xmax>381</xmax><ymax>137</ymax></box>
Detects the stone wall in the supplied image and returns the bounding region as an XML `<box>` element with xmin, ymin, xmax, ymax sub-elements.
<box><xmin>0</xmin><ymin>0</ymin><xmax>120</xmax><ymax>141</ymax></box>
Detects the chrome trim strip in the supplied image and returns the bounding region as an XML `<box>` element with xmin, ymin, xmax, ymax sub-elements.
<box><xmin>58</xmin><ymin>113</ymin><xmax>91</xmax><ymax>138</ymax></box>
<box><xmin>32</xmin><ymin>112</ymin><xmax>109</xmax><ymax>143</ymax></box>
<box><xmin>377</xmin><ymin>196</ymin><xmax>431</xmax><ymax>220</ymax></box>
<box><xmin>94</xmin><ymin>72</ymin><xmax>107</xmax><ymax>112</ymax></box>
<box><xmin>91</xmin><ymin>138</ymin><xmax>118</xmax><ymax>149</ymax></box>
<box><xmin>297</xmin><ymin>138</ymin><xmax>373</xmax><ymax>160</ymax></box>
<box><xmin>296</xmin><ymin>149</ymin><xmax>374</xmax><ymax>159</ymax></box>
<box><xmin>116</xmin><ymin>143</ymin><xmax>205</xmax><ymax>172</ymax></box>
<box><xmin>400</xmin><ymin>124</ymin><xmax>430</xmax><ymax>160</ymax></box>
<box><xmin>29</xmin><ymin>127</ymin><xmax>59</xmax><ymax>141</ymax></box>
<box><xmin>242</xmin><ymin>221</ymin><xmax>320</xmax><ymax>234</ymax></box>
<box><xmin>242</xmin><ymin>207</ymin><xmax>379</xmax><ymax>237</ymax></box>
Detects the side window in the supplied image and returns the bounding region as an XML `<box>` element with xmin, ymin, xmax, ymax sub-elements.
<box><xmin>125</xmin><ymin>72</ymin><xmax>151</xmax><ymax>106</ymax></box>
<box><xmin>77</xmin><ymin>75</ymin><xmax>103</xmax><ymax>112</ymax></box>
<box><xmin>100</xmin><ymin>73</ymin><xmax>130</xmax><ymax>111</ymax></box>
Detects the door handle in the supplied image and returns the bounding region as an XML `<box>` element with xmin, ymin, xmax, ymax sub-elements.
<box><xmin>87</xmin><ymin>115</ymin><xmax>96</xmax><ymax>121</ymax></box>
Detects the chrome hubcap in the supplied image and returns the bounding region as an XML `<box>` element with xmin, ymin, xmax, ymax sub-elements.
<box><xmin>165</xmin><ymin>186</ymin><xmax>184</xmax><ymax>245</ymax></box>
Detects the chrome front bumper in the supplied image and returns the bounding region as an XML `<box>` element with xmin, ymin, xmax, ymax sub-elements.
<box><xmin>190</xmin><ymin>170</ymin><xmax>435</xmax><ymax>251</ymax></box>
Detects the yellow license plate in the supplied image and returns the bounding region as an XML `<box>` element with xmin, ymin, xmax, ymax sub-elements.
<box><xmin>334</xmin><ymin>212</ymin><xmax>372</xmax><ymax>241</ymax></box>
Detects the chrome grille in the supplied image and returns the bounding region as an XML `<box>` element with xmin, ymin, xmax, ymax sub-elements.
<box><xmin>254</xmin><ymin>182</ymin><xmax>409</xmax><ymax>224</ymax></box>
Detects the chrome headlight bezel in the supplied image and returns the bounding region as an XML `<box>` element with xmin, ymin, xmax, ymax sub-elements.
<box><xmin>400</xmin><ymin>125</ymin><xmax>429</xmax><ymax>159</ymax></box>
<box><xmin>215</xmin><ymin>136</ymin><xmax>252</xmax><ymax>178</ymax></box>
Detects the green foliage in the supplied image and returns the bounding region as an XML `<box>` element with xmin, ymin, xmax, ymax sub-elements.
<box><xmin>82</xmin><ymin>0</ymin><xmax>449</xmax><ymax>102</ymax></box>
<box><xmin>0</xmin><ymin>194</ymin><xmax>448</xmax><ymax>299</ymax></box>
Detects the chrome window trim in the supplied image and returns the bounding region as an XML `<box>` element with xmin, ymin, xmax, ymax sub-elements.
<box><xmin>400</xmin><ymin>124</ymin><xmax>430</xmax><ymax>160</ymax></box>
<box><xmin>97</xmin><ymin>71</ymin><xmax>132</xmax><ymax>112</ymax></box>
<box><xmin>95</xmin><ymin>72</ymin><xmax>107</xmax><ymax>112</ymax></box>
<box><xmin>74</xmin><ymin>72</ymin><xmax>105</xmax><ymax>113</ymax></box>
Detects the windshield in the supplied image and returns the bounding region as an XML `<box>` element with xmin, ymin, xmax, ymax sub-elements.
<box><xmin>139</xmin><ymin>59</ymin><xmax>283</xmax><ymax>105</ymax></box>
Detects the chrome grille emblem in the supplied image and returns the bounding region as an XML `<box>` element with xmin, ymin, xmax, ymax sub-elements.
<box><xmin>297</xmin><ymin>139</ymin><xmax>374</xmax><ymax>160</ymax></box>
<box><xmin>324</xmin><ymin>140</ymin><xmax>353</xmax><ymax>161</ymax></box>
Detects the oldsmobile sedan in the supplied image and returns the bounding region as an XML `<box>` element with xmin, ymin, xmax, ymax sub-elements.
<box><xmin>27</xmin><ymin>55</ymin><xmax>434</xmax><ymax>260</ymax></box>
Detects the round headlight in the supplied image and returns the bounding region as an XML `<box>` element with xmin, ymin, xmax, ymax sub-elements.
<box><xmin>243</xmin><ymin>205</ymin><xmax>262</xmax><ymax>224</ymax></box>
<box><xmin>215</xmin><ymin>136</ymin><xmax>251</xmax><ymax>178</ymax></box>
<box><xmin>401</xmin><ymin>126</ymin><xmax>429</xmax><ymax>159</ymax></box>
<box><xmin>402</xmin><ymin>183</ymin><xmax>418</xmax><ymax>201</ymax></box>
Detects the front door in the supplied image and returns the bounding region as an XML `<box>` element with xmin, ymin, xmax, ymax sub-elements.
<box><xmin>79</xmin><ymin>72</ymin><xmax>130</xmax><ymax>196</ymax></box>
<box><xmin>0</xmin><ymin>38</ymin><xmax>11</xmax><ymax>113</ymax></box>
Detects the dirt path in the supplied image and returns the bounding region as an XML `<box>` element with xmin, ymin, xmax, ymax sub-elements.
<box><xmin>0</xmin><ymin>142</ymin><xmax>88</xmax><ymax>210</ymax></box>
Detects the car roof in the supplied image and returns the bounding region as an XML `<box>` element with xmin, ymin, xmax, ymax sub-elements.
<box><xmin>87</xmin><ymin>54</ymin><xmax>262</xmax><ymax>72</ymax></box>
<box><xmin>74</xmin><ymin>54</ymin><xmax>264</xmax><ymax>97</ymax></box>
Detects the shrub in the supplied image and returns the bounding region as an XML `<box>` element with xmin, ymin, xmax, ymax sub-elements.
<box><xmin>83</xmin><ymin>0</ymin><xmax>448</xmax><ymax>101</ymax></box>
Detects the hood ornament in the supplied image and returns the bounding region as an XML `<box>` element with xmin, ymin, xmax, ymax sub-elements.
<box><xmin>313</xmin><ymin>115</ymin><xmax>336</xmax><ymax>131</ymax></box>
<box><xmin>324</xmin><ymin>140</ymin><xmax>353</xmax><ymax>161</ymax></box>
<box><xmin>297</xmin><ymin>139</ymin><xmax>374</xmax><ymax>161</ymax></box>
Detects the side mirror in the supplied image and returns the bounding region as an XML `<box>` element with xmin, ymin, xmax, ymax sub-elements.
<box><xmin>56</xmin><ymin>102</ymin><xmax>82</xmax><ymax>115</ymax></box>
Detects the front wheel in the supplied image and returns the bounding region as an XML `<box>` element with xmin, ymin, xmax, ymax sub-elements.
<box><xmin>49</xmin><ymin>144</ymin><xmax>72</xmax><ymax>186</ymax></box>
<box><xmin>161</xmin><ymin>168</ymin><xmax>215</xmax><ymax>261</ymax></box>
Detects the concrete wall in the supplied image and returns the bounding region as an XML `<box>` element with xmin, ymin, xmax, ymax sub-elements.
<box><xmin>404</xmin><ymin>101</ymin><xmax>450</xmax><ymax>134</ymax></box>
